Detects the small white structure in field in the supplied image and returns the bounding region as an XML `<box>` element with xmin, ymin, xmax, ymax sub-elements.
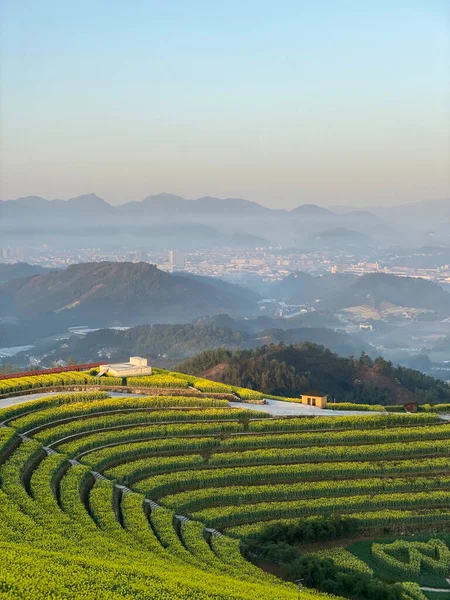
<box><xmin>98</xmin><ymin>357</ymin><xmax>152</xmax><ymax>377</ymax></box>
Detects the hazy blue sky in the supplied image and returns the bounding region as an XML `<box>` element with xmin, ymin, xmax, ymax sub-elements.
<box><xmin>1</xmin><ymin>1</ymin><xmax>449</xmax><ymax>208</ymax></box>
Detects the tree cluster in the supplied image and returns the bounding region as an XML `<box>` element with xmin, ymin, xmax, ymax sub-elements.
<box><xmin>177</xmin><ymin>343</ymin><xmax>450</xmax><ymax>405</ymax></box>
<box><xmin>243</xmin><ymin>516</ymin><xmax>403</xmax><ymax>600</ymax></box>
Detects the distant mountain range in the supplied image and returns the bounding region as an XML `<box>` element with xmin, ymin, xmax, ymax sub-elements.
<box><xmin>0</xmin><ymin>262</ymin><xmax>260</xmax><ymax>326</ymax></box>
<box><xmin>0</xmin><ymin>194</ymin><xmax>271</xmax><ymax>249</ymax></box>
<box><xmin>1</xmin><ymin>192</ymin><xmax>332</xmax><ymax>218</ymax></box>
<box><xmin>1</xmin><ymin>193</ymin><xmax>447</xmax><ymax>248</ymax></box>
<box><xmin>2</xmin><ymin>192</ymin><xmax>447</xmax><ymax>220</ymax></box>
<box><xmin>120</xmin><ymin>193</ymin><xmax>276</xmax><ymax>216</ymax></box>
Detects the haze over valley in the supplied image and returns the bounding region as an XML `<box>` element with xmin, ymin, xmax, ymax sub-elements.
<box><xmin>1</xmin><ymin>256</ymin><xmax>450</xmax><ymax>383</ymax></box>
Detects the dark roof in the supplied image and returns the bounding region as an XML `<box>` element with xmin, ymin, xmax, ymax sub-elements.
<box><xmin>301</xmin><ymin>390</ymin><xmax>327</xmax><ymax>397</ymax></box>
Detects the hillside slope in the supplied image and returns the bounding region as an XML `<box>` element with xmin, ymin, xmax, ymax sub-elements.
<box><xmin>322</xmin><ymin>273</ymin><xmax>450</xmax><ymax>313</ymax></box>
<box><xmin>272</xmin><ymin>272</ymin><xmax>450</xmax><ymax>314</ymax></box>
<box><xmin>62</xmin><ymin>323</ymin><xmax>249</xmax><ymax>363</ymax></box>
<box><xmin>0</xmin><ymin>262</ymin><xmax>50</xmax><ymax>284</ymax></box>
<box><xmin>272</xmin><ymin>272</ymin><xmax>356</xmax><ymax>304</ymax></box>
<box><xmin>0</xmin><ymin>262</ymin><xmax>259</xmax><ymax>325</ymax></box>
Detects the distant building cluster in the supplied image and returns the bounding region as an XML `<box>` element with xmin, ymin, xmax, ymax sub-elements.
<box><xmin>2</xmin><ymin>247</ymin><xmax>25</xmax><ymax>260</ymax></box>
<box><xmin>2</xmin><ymin>245</ymin><xmax>450</xmax><ymax>290</ymax></box>
<box><xmin>169</xmin><ymin>250</ymin><xmax>185</xmax><ymax>268</ymax></box>
<box><xmin>155</xmin><ymin>250</ymin><xmax>186</xmax><ymax>271</ymax></box>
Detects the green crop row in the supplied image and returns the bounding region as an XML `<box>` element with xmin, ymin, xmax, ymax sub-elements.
<box><xmin>11</xmin><ymin>402</ymin><xmax>255</xmax><ymax>434</ymax></box>
<box><xmin>327</xmin><ymin>402</ymin><xmax>385</xmax><ymax>412</ymax></box>
<box><xmin>419</xmin><ymin>403</ymin><xmax>450</xmax><ymax>413</ymax></box>
<box><xmin>231</xmin><ymin>387</ymin><xmax>265</xmax><ymax>400</ymax></box>
<box><xmin>134</xmin><ymin>455</ymin><xmax>450</xmax><ymax>500</ymax></box>
<box><xmin>0</xmin><ymin>427</ymin><xmax>19</xmax><ymax>460</ymax></box>
<box><xmin>226</xmin><ymin>509</ymin><xmax>450</xmax><ymax>539</ymax></box>
<box><xmin>151</xmin><ymin>371</ymin><xmax>268</xmax><ymax>401</ymax></box>
<box><xmin>36</xmin><ymin>412</ymin><xmax>443</xmax><ymax>454</ymax></box>
<box><xmin>222</xmin><ymin>423</ymin><xmax>450</xmax><ymax>449</ymax></box>
<box><xmin>248</xmin><ymin>412</ymin><xmax>439</xmax><ymax>432</ymax></box>
<box><xmin>29</xmin><ymin>453</ymin><xmax>70</xmax><ymax>515</ymax></box>
<box><xmin>89</xmin><ymin>480</ymin><xmax>128</xmax><ymax>538</ymax></box>
<box><xmin>84</xmin><ymin>437</ymin><xmax>450</xmax><ymax>488</ymax></box>
<box><xmin>192</xmin><ymin>379</ymin><xmax>235</xmax><ymax>393</ymax></box>
<box><xmin>0</xmin><ymin>391</ymin><xmax>110</xmax><ymax>423</ymax></box>
<box><xmin>207</xmin><ymin>438</ymin><xmax>450</xmax><ymax>469</ymax></box>
<box><xmin>127</xmin><ymin>375</ymin><xmax>189</xmax><ymax>388</ymax></box>
<box><xmin>105</xmin><ymin>454</ymin><xmax>206</xmax><ymax>484</ymax></box>
<box><xmin>57</xmin><ymin>421</ymin><xmax>450</xmax><ymax>462</ymax></box>
<box><xmin>195</xmin><ymin>490</ymin><xmax>450</xmax><ymax>529</ymax></box>
<box><xmin>210</xmin><ymin>534</ymin><xmax>275</xmax><ymax>581</ymax></box>
<box><xmin>177</xmin><ymin>519</ymin><xmax>290</xmax><ymax>588</ymax></box>
<box><xmin>34</xmin><ymin>408</ymin><xmax>237</xmax><ymax>448</ymax></box>
<box><xmin>83</xmin><ymin>437</ymin><xmax>218</xmax><ymax>471</ymax></box>
<box><xmin>120</xmin><ymin>491</ymin><xmax>163</xmax><ymax>553</ymax></box>
<box><xmin>150</xmin><ymin>506</ymin><xmax>197</xmax><ymax>562</ymax></box>
<box><xmin>0</xmin><ymin>372</ymin><xmax>125</xmax><ymax>395</ymax></box>
<box><xmin>180</xmin><ymin>519</ymin><xmax>228</xmax><ymax>567</ymax></box>
<box><xmin>159</xmin><ymin>475</ymin><xmax>450</xmax><ymax>514</ymax></box>
<box><xmin>57</xmin><ymin>420</ymin><xmax>244</xmax><ymax>456</ymax></box>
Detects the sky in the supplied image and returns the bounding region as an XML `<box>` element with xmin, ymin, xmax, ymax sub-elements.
<box><xmin>1</xmin><ymin>1</ymin><xmax>449</xmax><ymax>209</ymax></box>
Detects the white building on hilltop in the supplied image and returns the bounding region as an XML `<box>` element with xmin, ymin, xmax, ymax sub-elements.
<box><xmin>98</xmin><ymin>357</ymin><xmax>152</xmax><ymax>377</ymax></box>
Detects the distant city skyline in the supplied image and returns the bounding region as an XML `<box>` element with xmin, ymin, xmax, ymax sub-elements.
<box><xmin>1</xmin><ymin>1</ymin><xmax>449</xmax><ymax>208</ymax></box>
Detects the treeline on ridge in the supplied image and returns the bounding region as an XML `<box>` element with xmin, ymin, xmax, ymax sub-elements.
<box><xmin>176</xmin><ymin>343</ymin><xmax>450</xmax><ymax>405</ymax></box>
<box><xmin>20</xmin><ymin>319</ymin><xmax>364</xmax><ymax>369</ymax></box>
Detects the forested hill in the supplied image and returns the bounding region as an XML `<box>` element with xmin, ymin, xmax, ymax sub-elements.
<box><xmin>176</xmin><ymin>343</ymin><xmax>450</xmax><ymax>405</ymax></box>
<box><xmin>61</xmin><ymin>323</ymin><xmax>248</xmax><ymax>363</ymax></box>
<box><xmin>41</xmin><ymin>321</ymin><xmax>366</xmax><ymax>367</ymax></box>
<box><xmin>0</xmin><ymin>262</ymin><xmax>259</xmax><ymax>326</ymax></box>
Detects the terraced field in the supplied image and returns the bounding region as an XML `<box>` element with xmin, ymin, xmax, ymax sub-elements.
<box><xmin>0</xmin><ymin>369</ymin><xmax>265</xmax><ymax>400</ymax></box>
<box><xmin>1</xmin><ymin>384</ymin><xmax>449</xmax><ymax>599</ymax></box>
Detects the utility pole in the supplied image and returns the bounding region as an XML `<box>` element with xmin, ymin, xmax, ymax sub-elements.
<box><xmin>294</xmin><ymin>579</ymin><xmax>304</xmax><ymax>600</ymax></box>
